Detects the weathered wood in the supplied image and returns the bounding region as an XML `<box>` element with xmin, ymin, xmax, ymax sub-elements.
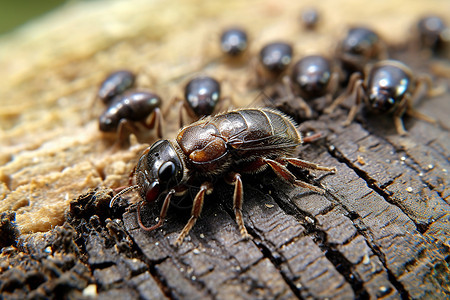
<box><xmin>1</xmin><ymin>0</ymin><xmax>449</xmax><ymax>299</ymax></box>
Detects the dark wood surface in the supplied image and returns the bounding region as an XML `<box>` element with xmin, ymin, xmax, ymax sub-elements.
<box><xmin>0</xmin><ymin>0</ymin><xmax>449</xmax><ymax>299</ymax></box>
<box><xmin>2</xmin><ymin>84</ymin><xmax>449</xmax><ymax>299</ymax></box>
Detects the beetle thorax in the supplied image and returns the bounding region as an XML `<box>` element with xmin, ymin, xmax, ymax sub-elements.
<box><xmin>176</xmin><ymin>122</ymin><xmax>231</xmax><ymax>173</ymax></box>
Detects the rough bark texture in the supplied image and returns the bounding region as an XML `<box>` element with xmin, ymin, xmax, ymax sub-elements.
<box><xmin>0</xmin><ymin>0</ymin><xmax>449</xmax><ymax>299</ymax></box>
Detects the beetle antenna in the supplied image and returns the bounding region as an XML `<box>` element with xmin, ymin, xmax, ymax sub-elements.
<box><xmin>110</xmin><ymin>185</ymin><xmax>139</xmax><ymax>208</ymax></box>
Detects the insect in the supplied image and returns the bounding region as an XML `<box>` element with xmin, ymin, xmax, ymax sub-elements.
<box><xmin>251</xmin><ymin>42</ymin><xmax>293</xmax><ymax>87</ymax></box>
<box><xmin>277</xmin><ymin>55</ymin><xmax>340</xmax><ymax>118</ymax></box>
<box><xmin>166</xmin><ymin>76</ymin><xmax>230</xmax><ymax>127</ymax></box>
<box><xmin>260</xmin><ymin>42</ymin><xmax>293</xmax><ymax>73</ymax></box>
<box><xmin>110</xmin><ymin>108</ymin><xmax>336</xmax><ymax>246</ymax></box>
<box><xmin>300</xmin><ymin>7</ymin><xmax>320</xmax><ymax>30</ymax></box>
<box><xmin>416</xmin><ymin>15</ymin><xmax>448</xmax><ymax>54</ymax></box>
<box><xmin>336</xmin><ymin>26</ymin><xmax>387</xmax><ymax>79</ymax></box>
<box><xmin>324</xmin><ymin>60</ymin><xmax>437</xmax><ymax>135</ymax></box>
<box><xmin>98</xmin><ymin>70</ymin><xmax>136</xmax><ymax>104</ymax></box>
<box><xmin>220</xmin><ymin>28</ymin><xmax>249</xmax><ymax>56</ymax></box>
<box><xmin>99</xmin><ymin>89</ymin><xmax>163</xmax><ymax>140</ymax></box>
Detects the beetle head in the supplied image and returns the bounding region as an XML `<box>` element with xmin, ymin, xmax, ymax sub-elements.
<box><xmin>135</xmin><ymin>140</ymin><xmax>184</xmax><ymax>202</ymax></box>
<box><xmin>368</xmin><ymin>90</ymin><xmax>397</xmax><ymax>113</ymax></box>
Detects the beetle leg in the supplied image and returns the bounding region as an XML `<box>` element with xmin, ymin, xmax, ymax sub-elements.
<box><xmin>175</xmin><ymin>182</ymin><xmax>213</xmax><ymax>246</ymax></box>
<box><xmin>226</xmin><ymin>172</ymin><xmax>252</xmax><ymax>240</ymax></box>
<box><xmin>343</xmin><ymin>78</ymin><xmax>364</xmax><ymax>126</ymax></box>
<box><xmin>264</xmin><ymin>158</ymin><xmax>325</xmax><ymax>194</ymax></box>
<box><xmin>138</xmin><ymin>189</ymin><xmax>175</xmax><ymax>231</ymax></box>
<box><xmin>326</xmin><ymin>71</ymin><xmax>340</xmax><ymax>99</ymax></box>
<box><xmin>115</xmin><ymin>119</ymin><xmax>140</xmax><ymax>148</ymax></box>
<box><xmin>281</xmin><ymin>157</ymin><xmax>337</xmax><ymax>173</ymax></box>
<box><xmin>405</xmin><ymin>76</ymin><xmax>437</xmax><ymax>124</ymax></box>
<box><xmin>417</xmin><ymin>74</ymin><xmax>446</xmax><ymax>98</ymax></box>
<box><xmin>145</xmin><ymin>107</ymin><xmax>163</xmax><ymax>138</ymax></box>
<box><xmin>280</xmin><ymin>75</ymin><xmax>313</xmax><ymax>118</ymax></box>
<box><xmin>392</xmin><ymin>95</ymin><xmax>409</xmax><ymax>135</ymax></box>
<box><xmin>324</xmin><ymin>72</ymin><xmax>362</xmax><ymax>114</ymax></box>
<box><xmin>406</xmin><ymin>107</ymin><xmax>436</xmax><ymax>124</ymax></box>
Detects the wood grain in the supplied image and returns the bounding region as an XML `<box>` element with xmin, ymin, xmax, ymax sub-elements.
<box><xmin>0</xmin><ymin>0</ymin><xmax>449</xmax><ymax>299</ymax></box>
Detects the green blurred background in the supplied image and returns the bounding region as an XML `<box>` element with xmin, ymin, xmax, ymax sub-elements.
<box><xmin>0</xmin><ymin>0</ymin><xmax>68</xmax><ymax>35</ymax></box>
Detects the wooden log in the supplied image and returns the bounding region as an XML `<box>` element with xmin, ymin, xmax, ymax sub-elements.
<box><xmin>0</xmin><ymin>0</ymin><xmax>449</xmax><ymax>299</ymax></box>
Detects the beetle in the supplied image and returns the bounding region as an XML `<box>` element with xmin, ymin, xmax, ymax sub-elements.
<box><xmin>99</xmin><ymin>89</ymin><xmax>163</xmax><ymax>140</ymax></box>
<box><xmin>110</xmin><ymin>108</ymin><xmax>336</xmax><ymax>246</ymax></box>
<box><xmin>165</xmin><ymin>76</ymin><xmax>231</xmax><ymax>127</ymax></box>
<box><xmin>220</xmin><ymin>28</ymin><xmax>249</xmax><ymax>56</ymax></box>
<box><xmin>260</xmin><ymin>42</ymin><xmax>293</xmax><ymax>73</ymax></box>
<box><xmin>300</xmin><ymin>7</ymin><xmax>320</xmax><ymax>30</ymax></box>
<box><xmin>416</xmin><ymin>15</ymin><xmax>448</xmax><ymax>54</ymax></box>
<box><xmin>184</xmin><ymin>76</ymin><xmax>221</xmax><ymax>116</ymax></box>
<box><xmin>275</xmin><ymin>55</ymin><xmax>340</xmax><ymax>119</ymax></box>
<box><xmin>251</xmin><ymin>42</ymin><xmax>294</xmax><ymax>88</ymax></box>
<box><xmin>324</xmin><ymin>60</ymin><xmax>437</xmax><ymax>135</ymax></box>
<box><xmin>336</xmin><ymin>26</ymin><xmax>387</xmax><ymax>79</ymax></box>
<box><xmin>98</xmin><ymin>70</ymin><xmax>136</xmax><ymax>104</ymax></box>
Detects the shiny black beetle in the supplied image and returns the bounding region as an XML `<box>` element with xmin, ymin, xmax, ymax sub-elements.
<box><xmin>220</xmin><ymin>28</ymin><xmax>249</xmax><ymax>56</ymax></box>
<box><xmin>416</xmin><ymin>15</ymin><xmax>448</xmax><ymax>54</ymax></box>
<box><xmin>325</xmin><ymin>60</ymin><xmax>438</xmax><ymax>135</ymax></box>
<box><xmin>110</xmin><ymin>108</ymin><xmax>336</xmax><ymax>246</ymax></box>
<box><xmin>277</xmin><ymin>55</ymin><xmax>340</xmax><ymax>118</ymax></box>
<box><xmin>98</xmin><ymin>70</ymin><xmax>136</xmax><ymax>104</ymax></box>
<box><xmin>250</xmin><ymin>42</ymin><xmax>294</xmax><ymax>88</ymax></box>
<box><xmin>300</xmin><ymin>7</ymin><xmax>320</xmax><ymax>30</ymax></box>
<box><xmin>165</xmin><ymin>75</ymin><xmax>230</xmax><ymax>127</ymax></box>
<box><xmin>99</xmin><ymin>90</ymin><xmax>163</xmax><ymax>140</ymax></box>
<box><xmin>259</xmin><ymin>42</ymin><xmax>293</xmax><ymax>73</ymax></box>
<box><xmin>336</xmin><ymin>26</ymin><xmax>387</xmax><ymax>79</ymax></box>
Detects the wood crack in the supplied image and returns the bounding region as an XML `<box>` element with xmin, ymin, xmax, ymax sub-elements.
<box><xmin>326</xmin><ymin>143</ymin><xmax>431</xmax><ymax>235</ymax></box>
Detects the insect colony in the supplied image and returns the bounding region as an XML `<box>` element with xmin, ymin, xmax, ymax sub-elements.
<box><xmin>95</xmin><ymin>13</ymin><xmax>448</xmax><ymax>245</ymax></box>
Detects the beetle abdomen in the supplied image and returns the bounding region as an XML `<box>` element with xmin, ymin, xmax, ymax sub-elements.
<box><xmin>218</xmin><ymin>109</ymin><xmax>301</xmax><ymax>156</ymax></box>
<box><xmin>176</xmin><ymin>108</ymin><xmax>302</xmax><ymax>173</ymax></box>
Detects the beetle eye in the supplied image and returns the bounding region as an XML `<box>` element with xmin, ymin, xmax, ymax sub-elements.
<box><xmin>158</xmin><ymin>162</ymin><xmax>176</xmax><ymax>182</ymax></box>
